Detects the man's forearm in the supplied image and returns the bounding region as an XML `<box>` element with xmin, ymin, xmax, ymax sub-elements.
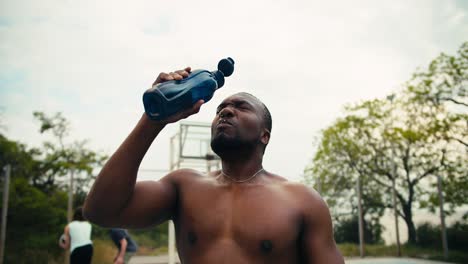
<box><xmin>84</xmin><ymin>114</ymin><xmax>165</xmax><ymax>223</ymax></box>
<box><xmin>118</xmin><ymin>239</ymin><xmax>128</xmax><ymax>260</ymax></box>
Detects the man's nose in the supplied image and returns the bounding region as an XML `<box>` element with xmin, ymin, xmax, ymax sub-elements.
<box><xmin>219</xmin><ymin>106</ymin><xmax>234</xmax><ymax>118</ymax></box>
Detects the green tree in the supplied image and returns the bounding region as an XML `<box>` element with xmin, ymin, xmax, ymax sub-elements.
<box><xmin>407</xmin><ymin>42</ymin><xmax>467</xmax><ymax>150</ymax></box>
<box><xmin>0</xmin><ymin>133</ymin><xmax>67</xmax><ymax>263</ymax></box>
<box><xmin>406</xmin><ymin>42</ymin><xmax>468</xmax><ymax>211</ymax></box>
<box><xmin>0</xmin><ymin>112</ymin><xmax>107</xmax><ymax>263</ymax></box>
<box><xmin>307</xmin><ymin>90</ymin><xmax>466</xmax><ymax>244</ymax></box>
<box><xmin>307</xmin><ymin>43</ymin><xmax>467</xmax><ymax>244</ymax></box>
<box><xmin>32</xmin><ymin>111</ymin><xmax>106</xmax><ymax>197</ymax></box>
<box><xmin>304</xmin><ymin>112</ymin><xmax>386</xmax><ymax>244</ymax></box>
<box><xmin>334</xmin><ymin>215</ymin><xmax>384</xmax><ymax>244</ymax></box>
<box><xmin>417</xmin><ymin>219</ymin><xmax>468</xmax><ymax>251</ymax></box>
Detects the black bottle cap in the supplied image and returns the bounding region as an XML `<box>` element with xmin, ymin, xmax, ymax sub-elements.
<box><xmin>217</xmin><ymin>57</ymin><xmax>235</xmax><ymax>77</ymax></box>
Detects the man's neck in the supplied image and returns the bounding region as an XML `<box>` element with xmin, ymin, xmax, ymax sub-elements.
<box><xmin>220</xmin><ymin>155</ymin><xmax>264</xmax><ymax>182</ymax></box>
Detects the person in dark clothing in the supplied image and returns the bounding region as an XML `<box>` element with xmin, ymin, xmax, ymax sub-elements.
<box><xmin>109</xmin><ymin>228</ymin><xmax>138</xmax><ymax>264</ymax></box>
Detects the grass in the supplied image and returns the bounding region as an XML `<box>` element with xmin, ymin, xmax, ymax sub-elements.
<box><xmin>91</xmin><ymin>239</ymin><xmax>118</xmax><ymax>264</ymax></box>
<box><xmin>90</xmin><ymin>239</ymin><xmax>169</xmax><ymax>263</ymax></box>
<box><xmin>338</xmin><ymin>243</ymin><xmax>468</xmax><ymax>263</ymax></box>
<box><xmin>47</xmin><ymin>239</ymin><xmax>117</xmax><ymax>264</ymax></box>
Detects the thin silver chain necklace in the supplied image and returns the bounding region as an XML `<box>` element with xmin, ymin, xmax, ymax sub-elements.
<box><xmin>219</xmin><ymin>168</ymin><xmax>265</xmax><ymax>183</ymax></box>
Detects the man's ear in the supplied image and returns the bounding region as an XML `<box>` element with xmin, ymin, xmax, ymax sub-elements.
<box><xmin>261</xmin><ymin>129</ymin><xmax>270</xmax><ymax>146</ymax></box>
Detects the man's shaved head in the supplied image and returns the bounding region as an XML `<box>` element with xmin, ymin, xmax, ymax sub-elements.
<box><xmin>234</xmin><ymin>92</ymin><xmax>272</xmax><ymax>133</ymax></box>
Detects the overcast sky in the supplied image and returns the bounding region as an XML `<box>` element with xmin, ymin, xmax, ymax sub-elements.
<box><xmin>1</xmin><ymin>0</ymin><xmax>467</xmax><ymax>245</ymax></box>
<box><xmin>1</xmin><ymin>0</ymin><xmax>467</xmax><ymax>184</ymax></box>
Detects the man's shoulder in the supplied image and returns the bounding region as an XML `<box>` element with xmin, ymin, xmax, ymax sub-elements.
<box><xmin>169</xmin><ymin>168</ymin><xmax>203</xmax><ymax>177</ymax></box>
<box><xmin>273</xmin><ymin>179</ymin><xmax>327</xmax><ymax>211</ymax></box>
<box><xmin>164</xmin><ymin>168</ymin><xmax>208</xmax><ymax>184</ymax></box>
<box><xmin>109</xmin><ymin>229</ymin><xmax>126</xmax><ymax>241</ymax></box>
<box><xmin>110</xmin><ymin>228</ymin><xmax>126</xmax><ymax>236</ymax></box>
<box><xmin>266</xmin><ymin>174</ymin><xmax>313</xmax><ymax>193</ymax></box>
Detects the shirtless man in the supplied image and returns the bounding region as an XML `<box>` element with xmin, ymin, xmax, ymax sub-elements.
<box><xmin>83</xmin><ymin>67</ymin><xmax>344</xmax><ymax>264</ymax></box>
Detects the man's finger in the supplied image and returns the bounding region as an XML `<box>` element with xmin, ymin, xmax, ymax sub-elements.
<box><xmin>171</xmin><ymin>73</ymin><xmax>184</xmax><ymax>80</ymax></box>
<box><xmin>193</xmin><ymin>100</ymin><xmax>204</xmax><ymax>111</ymax></box>
<box><xmin>154</xmin><ymin>72</ymin><xmax>174</xmax><ymax>85</ymax></box>
<box><xmin>162</xmin><ymin>75</ymin><xmax>174</xmax><ymax>81</ymax></box>
<box><xmin>177</xmin><ymin>100</ymin><xmax>204</xmax><ymax>120</ymax></box>
<box><xmin>175</xmin><ymin>70</ymin><xmax>189</xmax><ymax>78</ymax></box>
<box><xmin>162</xmin><ymin>100</ymin><xmax>203</xmax><ymax>124</ymax></box>
<box><xmin>153</xmin><ymin>67</ymin><xmax>191</xmax><ymax>86</ymax></box>
<box><xmin>160</xmin><ymin>72</ymin><xmax>172</xmax><ymax>79</ymax></box>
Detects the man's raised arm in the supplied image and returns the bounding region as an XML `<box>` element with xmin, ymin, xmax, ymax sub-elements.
<box><xmin>83</xmin><ymin>68</ymin><xmax>204</xmax><ymax>228</ymax></box>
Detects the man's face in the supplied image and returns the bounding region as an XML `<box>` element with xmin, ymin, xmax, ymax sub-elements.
<box><xmin>210</xmin><ymin>94</ymin><xmax>267</xmax><ymax>156</ymax></box>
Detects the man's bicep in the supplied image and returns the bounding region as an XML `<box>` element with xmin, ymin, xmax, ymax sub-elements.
<box><xmin>301</xmin><ymin>194</ymin><xmax>344</xmax><ymax>264</ymax></box>
<box><xmin>113</xmin><ymin>175</ymin><xmax>178</xmax><ymax>228</ymax></box>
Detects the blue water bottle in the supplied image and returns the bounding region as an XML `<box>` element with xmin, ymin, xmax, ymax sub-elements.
<box><xmin>143</xmin><ymin>57</ymin><xmax>235</xmax><ymax>121</ymax></box>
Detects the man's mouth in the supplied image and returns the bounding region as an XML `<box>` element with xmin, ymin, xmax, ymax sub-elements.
<box><xmin>217</xmin><ymin>119</ymin><xmax>233</xmax><ymax>129</ymax></box>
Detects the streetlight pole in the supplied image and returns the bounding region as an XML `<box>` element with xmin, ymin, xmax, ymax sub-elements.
<box><xmin>356</xmin><ymin>176</ymin><xmax>365</xmax><ymax>258</ymax></box>
<box><xmin>386</xmin><ymin>94</ymin><xmax>401</xmax><ymax>256</ymax></box>
<box><xmin>0</xmin><ymin>165</ymin><xmax>11</xmax><ymax>264</ymax></box>
<box><xmin>65</xmin><ymin>168</ymin><xmax>75</xmax><ymax>264</ymax></box>
<box><xmin>437</xmin><ymin>174</ymin><xmax>448</xmax><ymax>259</ymax></box>
<box><xmin>392</xmin><ymin>176</ymin><xmax>401</xmax><ymax>257</ymax></box>
<box><xmin>67</xmin><ymin>169</ymin><xmax>75</xmax><ymax>223</ymax></box>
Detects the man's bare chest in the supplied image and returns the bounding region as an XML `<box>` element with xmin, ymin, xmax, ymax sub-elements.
<box><xmin>174</xmin><ymin>180</ymin><xmax>303</xmax><ymax>253</ymax></box>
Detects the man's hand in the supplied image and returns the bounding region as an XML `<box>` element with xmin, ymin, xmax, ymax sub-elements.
<box><xmin>58</xmin><ymin>234</ymin><xmax>68</xmax><ymax>249</ymax></box>
<box><xmin>59</xmin><ymin>226</ymin><xmax>70</xmax><ymax>250</ymax></box>
<box><xmin>113</xmin><ymin>256</ymin><xmax>124</xmax><ymax>264</ymax></box>
<box><xmin>152</xmin><ymin>66</ymin><xmax>191</xmax><ymax>85</ymax></box>
<box><xmin>151</xmin><ymin>66</ymin><xmax>204</xmax><ymax>125</ymax></box>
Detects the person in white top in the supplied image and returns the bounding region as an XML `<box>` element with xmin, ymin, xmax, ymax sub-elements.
<box><xmin>59</xmin><ymin>207</ymin><xmax>93</xmax><ymax>264</ymax></box>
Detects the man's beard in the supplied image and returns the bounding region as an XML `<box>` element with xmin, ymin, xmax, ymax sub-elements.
<box><xmin>210</xmin><ymin>132</ymin><xmax>258</xmax><ymax>160</ymax></box>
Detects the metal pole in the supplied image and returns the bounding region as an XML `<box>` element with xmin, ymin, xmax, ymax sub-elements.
<box><xmin>0</xmin><ymin>165</ymin><xmax>11</xmax><ymax>264</ymax></box>
<box><xmin>392</xmin><ymin>177</ymin><xmax>401</xmax><ymax>256</ymax></box>
<box><xmin>437</xmin><ymin>175</ymin><xmax>448</xmax><ymax>259</ymax></box>
<box><xmin>67</xmin><ymin>169</ymin><xmax>75</xmax><ymax>223</ymax></box>
<box><xmin>169</xmin><ymin>136</ymin><xmax>176</xmax><ymax>264</ymax></box>
<box><xmin>65</xmin><ymin>169</ymin><xmax>75</xmax><ymax>264</ymax></box>
<box><xmin>169</xmin><ymin>221</ymin><xmax>176</xmax><ymax>264</ymax></box>
<box><xmin>387</xmin><ymin>95</ymin><xmax>401</xmax><ymax>257</ymax></box>
<box><xmin>356</xmin><ymin>176</ymin><xmax>365</xmax><ymax>258</ymax></box>
<box><xmin>170</xmin><ymin>136</ymin><xmax>175</xmax><ymax>172</ymax></box>
<box><xmin>179</xmin><ymin>125</ymin><xmax>183</xmax><ymax>160</ymax></box>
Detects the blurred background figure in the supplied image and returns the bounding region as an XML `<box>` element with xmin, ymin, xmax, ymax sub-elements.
<box><xmin>59</xmin><ymin>207</ymin><xmax>93</xmax><ymax>264</ymax></box>
<box><xmin>109</xmin><ymin>228</ymin><xmax>138</xmax><ymax>264</ymax></box>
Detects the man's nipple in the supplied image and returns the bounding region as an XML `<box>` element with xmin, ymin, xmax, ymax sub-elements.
<box><xmin>260</xmin><ymin>240</ymin><xmax>273</xmax><ymax>253</ymax></box>
<box><xmin>188</xmin><ymin>231</ymin><xmax>197</xmax><ymax>245</ymax></box>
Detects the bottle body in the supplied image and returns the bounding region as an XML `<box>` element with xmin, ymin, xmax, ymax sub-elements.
<box><xmin>143</xmin><ymin>57</ymin><xmax>234</xmax><ymax>121</ymax></box>
<box><xmin>143</xmin><ymin>70</ymin><xmax>218</xmax><ymax>120</ymax></box>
